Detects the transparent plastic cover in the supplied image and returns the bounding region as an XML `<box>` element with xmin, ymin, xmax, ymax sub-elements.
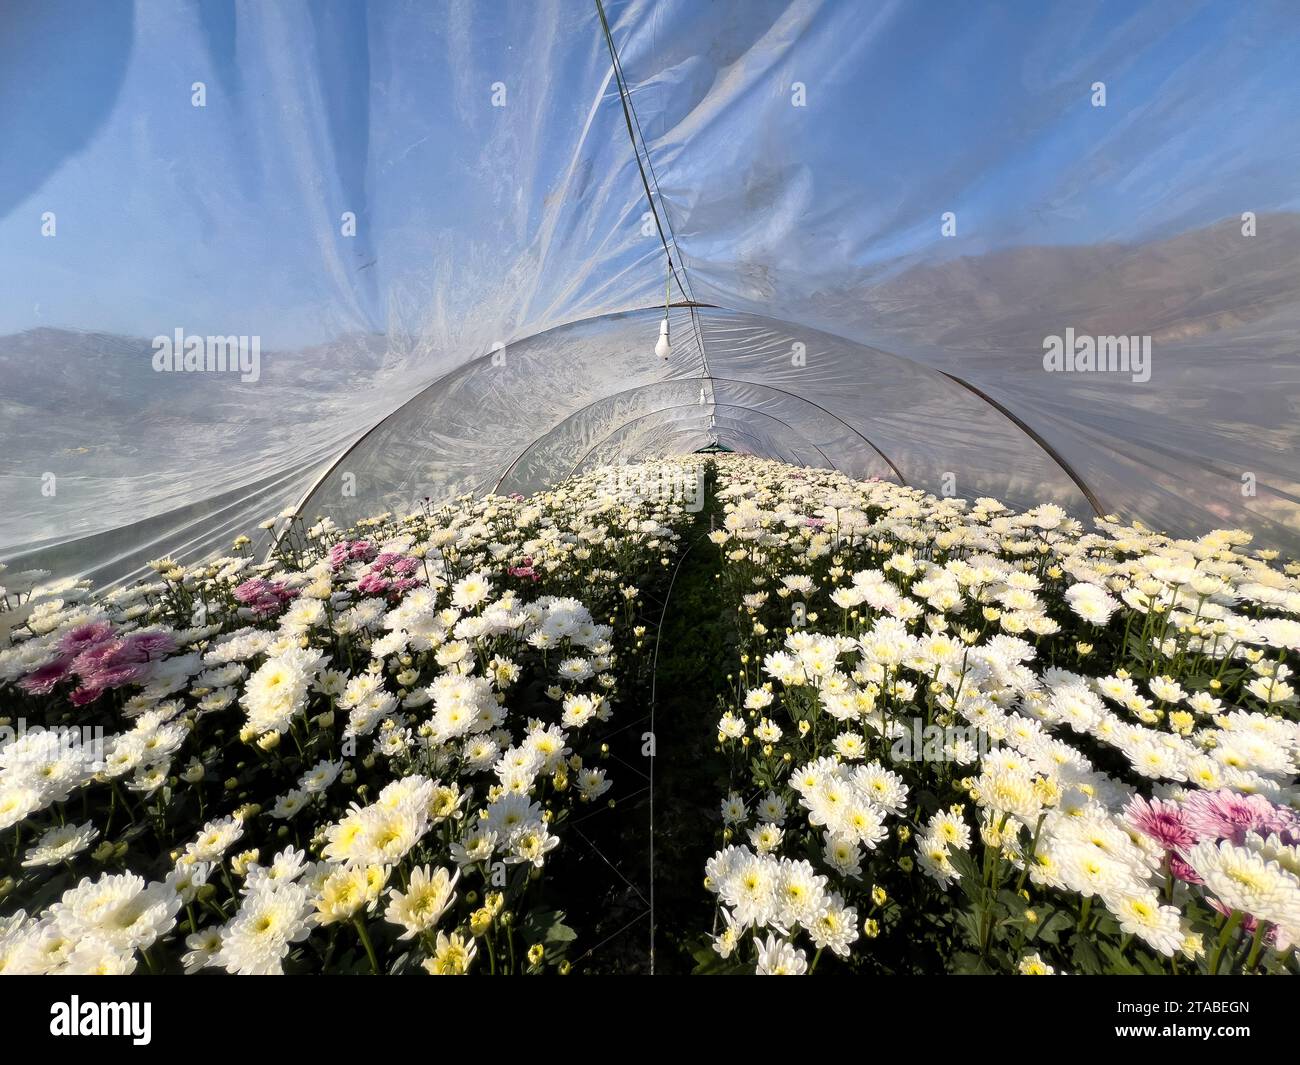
<box><xmin>2</xmin><ymin>0</ymin><xmax>1298</xmax><ymax>587</ymax></box>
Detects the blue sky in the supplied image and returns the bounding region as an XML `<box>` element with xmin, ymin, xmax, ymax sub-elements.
<box><xmin>1</xmin><ymin>0</ymin><xmax>1297</xmax><ymax>348</ymax></box>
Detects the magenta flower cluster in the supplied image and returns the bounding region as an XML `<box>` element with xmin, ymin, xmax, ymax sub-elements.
<box><xmin>354</xmin><ymin>552</ymin><xmax>422</xmax><ymax>599</ymax></box>
<box><xmin>328</xmin><ymin>539</ymin><xmax>378</xmax><ymax>571</ymax></box>
<box><xmin>18</xmin><ymin>622</ymin><xmax>176</xmax><ymax>704</ymax></box>
<box><xmin>233</xmin><ymin>577</ymin><xmax>299</xmax><ymax>618</ymax></box>
<box><xmin>1127</xmin><ymin>789</ymin><xmax>1300</xmax><ymax>887</ymax></box>
<box><xmin>507</xmin><ymin>556</ymin><xmax>539</xmax><ymax>582</ymax></box>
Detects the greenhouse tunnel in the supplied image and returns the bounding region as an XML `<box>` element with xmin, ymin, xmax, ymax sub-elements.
<box><xmin>1</xmin><ymin>0</ymin><xmax>1299</xmax><ymax>591</ymax></box>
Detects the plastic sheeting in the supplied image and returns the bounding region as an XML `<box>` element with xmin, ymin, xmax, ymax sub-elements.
<box><xmin>295</xmin><ymin>304</ymin><xmax>1102</xmax><ymax>528</ymax></box>
<box><xmin>2</xmin><ymin>0</ymin><xmax>1298</xmax><ymax>588</ymax></box>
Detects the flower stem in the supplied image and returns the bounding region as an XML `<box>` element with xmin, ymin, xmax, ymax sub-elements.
<box><xmin>353</xmin><ymin>916</ymin><xmax>380</xmax><ymax>975</ymax></box>
<box><xmin>1209</xmin><ymin>909</ymin><xmax>1243</xmax><ymax>974</ymax></box>
<box><xmin>1244</xmin><ymin>921</ymin><xmax>1267</xmax><ymax>972</ymax></box>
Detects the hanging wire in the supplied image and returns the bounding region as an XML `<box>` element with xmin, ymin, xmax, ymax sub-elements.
<box><xmin>594</xmin><ymin>0</ymin><xmax>710</xmax><ymax>377</ymax></box>
<box><xmin>594</xmin><ymin>0</ymin><xmax>687</xmax><ymax>300</ymax></box>
<box><xmin>665</xmin><ymin>255</ymin><xmax>671</xmax><ymax>321</ymax></box>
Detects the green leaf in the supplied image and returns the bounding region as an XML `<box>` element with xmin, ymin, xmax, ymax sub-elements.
<box><xmin>949</xmin><ymin>951</ymin><xmax>993</xmax><ymax>975</ymax></box>
<box><xmin>520</xmin><ymin>907</ymin><xmax>578</xmax><ymax>949</ymax></box>
<box><xmin>1031</xmin><ymin>908</ymin><xmax>1072</xmax><ymax>945</ymax></box>
<box><xmin>1099</xmin><ymin>941</ymin><xmax>1143</xmax><ymax>975</ymax></box>
<box><xmin>1070</xmin><ymin>933</ymin><xmax>1102</xmax><ymax>975</ymax></box>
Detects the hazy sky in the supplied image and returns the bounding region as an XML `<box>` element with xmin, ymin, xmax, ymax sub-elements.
<box><xmin>1</xmin><ymin>0</ymin><xmax>1297</xmax><ymax>348</ymax></box>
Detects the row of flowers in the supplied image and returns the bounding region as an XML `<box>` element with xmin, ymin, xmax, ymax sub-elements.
<box><xmin>0</xmin><ymin>463</ymin><xmax>697</xmax><ymax>974</ymax></box>
<box><xmin>698</xmin><ymin>455</ymin><xmax>1300</xmax><ymax>974</ymax></box>
<box><xmin>5</xmin><ymin>452</ymin><xmax>1297</xmax><ymax>975</ymax></box>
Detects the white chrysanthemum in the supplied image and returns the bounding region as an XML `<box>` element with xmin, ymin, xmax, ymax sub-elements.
<box><xmin>1108</xmin><ymin>890</ymin><xmax>1186</xmax><ymax>957</ymax></box>
<box><xmin>384</xmin><ymin>865</ymin><xmax>458</xmax><ymax>939</ymax></box>
<box><xmin>241</xmin><ymin>646</ymin><xmax>328</xmax><ymax>736</ymax></box>
<box><xmin>22</xmin><ymin>821</ymin><xmax>99</xmax><ymax>867</ymax></box>
<box><xmin>212</xmin><ymin>882</ymin><xmax>314</xmax><ymax>975</ymax></box>
<box><xmin>49</xmin><ymin>872</ymin><xmax>180</xmax><ymax>952</ymax></box>
<box><xmin>755</xmin><ymin>933</ymin><xmax>807</xmax><ymax>975</ymax></box>
<box><xmin>1185</xmin><ymin>839</ymin><xmax>1300</xmax><ymax>932</ymax></box>
<box><xmin>451</xmin><ymin>570</ymin><xmax>493</xmax><ymax>610</ymax></box>
<box><xmin>185</xmin><ymin>815</ymin><xmax>245</xmax><ymax>863</ymax></box>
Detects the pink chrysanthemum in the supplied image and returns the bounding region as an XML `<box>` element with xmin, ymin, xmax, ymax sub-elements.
<box><xmin>508</xmin><ymin>557</ymin><xmax>539</xmax><ymax>581</ymax></box>
<box><xmin>1169</xmin><ymin>853</ymin><xmax>1204</xmax><ymax>885</ymax></box>
<box><xmin>67</xmin><ymin>637</ymin><xmax>152</xmax><ymax>699</ymax></box>
<box><xmin>1205</xmin><ymin>897</ymin><xmax>1284</xmax><ymax>945</ymax></box>
<box><xmin>1182</xmin><ymin>789</ymin><xmax>1280</xmax><ymax>844</ymax></box>
<box><xmin>125</xmin><ymin>631</ymin><xmax>177</xmax><ymax>659</ymax></box>
<box><xmin>17</xmin><ymin>655</ymin><xmax>74</xmax><ymax>695</ymax></box>
<box><xmin>356</xmin><ymin>572</ymin><xmax>390</xmax><ymax>596</ymax></box>
<box><xmin>234</xmin><ymin>578</ymin><xmax>298</xmax><ymax>618</ymax></box>
<box><xmin>57</xmin><ymin>621</ymin><xmax>114</xmax><ymax>656</ymax></box>
<box><xmin>354</xmin><ymin>552</ymin><xmax>423</xmax><ymax>601</ymax></box>
<box><xmin>1125</xmin><ymin>793</ymin><xmax>1196</xmax><ymax>851</ymax></box>
<box><xmin>328</xmin><ymin>539</ymin><xmax>378</xmax><ymax>571</ymax></box>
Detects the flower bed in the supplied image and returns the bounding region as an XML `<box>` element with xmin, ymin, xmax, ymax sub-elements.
<box><xmin>698</xmin><ymin>455</ymin><xmax>1300</xmax><ymax>974</ymax></box>
<box><xmin>0</xmin><ymin>463</ymin><xmax>694</xmax><ymax>974</ymax></box>
<box><xmin>3</xmin><ymin>452</ymin><xmax>1298</xmax><ymax>976</ymax></box>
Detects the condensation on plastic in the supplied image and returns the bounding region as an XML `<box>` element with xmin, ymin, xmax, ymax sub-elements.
<box><xmin>578</xmin><ymin>414</ymin><xmax>831</xmax><ymax>473</ymax></box>
<box><xmin>298</xmin><ymin>304</ymin><xmax>1092</xmax><ymax>529</ymax></box>
<box><xmin>613</xmin><ymin>0</ymin><xmax>1300</xmax><ymax>547</ymax></box>
<box><xmin>0</xmin><ymin>0</ymin><xmax>671</xmax><ymax>584</ymax></box>
<box><xmin>530</xmin><ymin>390</ymin><xmax>852</xmax><ymax>483</ymax></box>
<box><xmin>2</xmin><ymin>0</ymin><xmax>1299</xmax><ymax>589</ymax></box>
